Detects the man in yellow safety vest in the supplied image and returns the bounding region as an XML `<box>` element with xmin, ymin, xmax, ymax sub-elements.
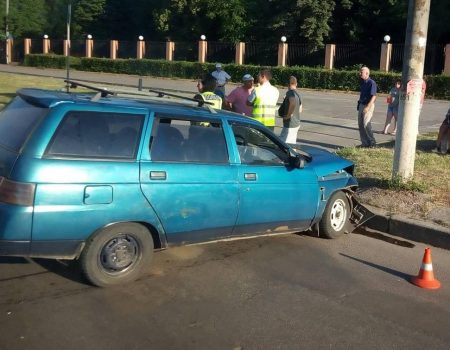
<box><xmin>194</xmin><ymin>74</ymin><xmax>223</xmax><ymax>109</ymax></box>
<box><xmin>247</xmin><ymin>68</ymin><xmax>279</xmax><ymax>130</ymax></box>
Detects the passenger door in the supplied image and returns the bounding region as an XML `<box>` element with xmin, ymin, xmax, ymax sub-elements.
<box><xmin>140</xmin><ymin>115</ymin><xmax>239</xmax><ymax>245</ymax></box>
<box><xmin>230</xmin><ymin>122</ymin><xmax>319</xmax><ymax>235</ymax></box>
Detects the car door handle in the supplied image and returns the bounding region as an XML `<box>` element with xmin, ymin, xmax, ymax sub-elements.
<box><xmin>244</xmin><ymin>173</ymin><xmax>257</xmax><ymax>181</ymax></box>
<box><xmin>150</xmin><ymin>171</ymin><xmax>167</xmax><ymax>180</ymax></box>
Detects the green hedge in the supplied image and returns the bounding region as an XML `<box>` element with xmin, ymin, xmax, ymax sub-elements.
<box><xmin>23</xmin><ymin>54</ymin><xmax>449</xmax><ymax>99</ymax></box>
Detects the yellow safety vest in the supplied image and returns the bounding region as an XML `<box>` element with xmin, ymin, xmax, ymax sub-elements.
<box><xmin>201</xmin><ymin>92</ymin><xmax>222</xmax><ymax>109</ymax></box>
<box><xmin>252</xmin><ymin>85</ymin><xmax>278</xmax><ymax>127</ymax></box>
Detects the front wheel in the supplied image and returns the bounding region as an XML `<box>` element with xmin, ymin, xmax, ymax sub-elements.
<box><xmin>80</xmin><ymin>223</ymin><xmax>154</xmax><ymax>287</ymax></box>
<box><xmin>318</xmin><ymin>191</ymin><xmax>350</xmax><ymax>239</ymax></box>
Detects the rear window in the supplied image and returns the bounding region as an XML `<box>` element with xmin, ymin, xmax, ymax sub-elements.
<box><xmin>0</xmin><ymin>97</ymin><xmax>48</xmax><ymax>152</ymax></box>
<box><xmin>46</xmin><ymin>111</ymin><xmax>144</xmax><ymax>159</ymax></box>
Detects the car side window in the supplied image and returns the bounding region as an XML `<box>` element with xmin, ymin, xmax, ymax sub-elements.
<box><xmin>231</xmin><ymin>123</ymin><xmax>288</xmax><ymax>165</ymax></box>
<box><xmin>150</xmin><ymin>117</ymin><xmax>229</xmax><ymax>163</ymax></box>
<box><xmin>46</xmin><ymin>111</ymin><xmax>144</xmax><ymax>159</ymax></box>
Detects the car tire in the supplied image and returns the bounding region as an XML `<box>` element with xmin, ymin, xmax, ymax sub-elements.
<box><xmin>318</xmin><ymin>191</ymin><xmax>350</xmax><ymax>239</ymax></box>
<box><xmin>80</xmin><ymin>223</ymin><xmax>154</xmax><ymax>287</ymax></box>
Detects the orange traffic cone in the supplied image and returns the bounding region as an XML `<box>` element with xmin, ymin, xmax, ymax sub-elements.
<box><xmin>410</xmin><ymin>248</ymin><xmax>441</xmax><ymax>289</ymax></box>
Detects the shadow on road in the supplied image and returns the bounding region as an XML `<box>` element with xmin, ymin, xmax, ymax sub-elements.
<box><xmin>0</xmin><ymin>257</ymin><xmax>29</xmax><ymax>264</ymax></box>
<box><xmin>32</xmin><ymin>258</ymin><xmax>89</xmax><ymax>285</ymax></box>
<box><xmin>298</xmin><ymin>139</ymin><xmax>341</xmax><ymax>150</ymax></box>
<box><xmin>339</xmin><ymin>252</ymin><xmax>411</xmax><ymax>280</ymax></box>
<box><xmin>303</xmin><ymin>118</ymin><xmax>359</xmax><ymax>132</ymax></box>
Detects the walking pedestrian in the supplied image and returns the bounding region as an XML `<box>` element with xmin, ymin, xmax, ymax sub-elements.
<box><xmin>247</xmin><ymin>68</ymin><xmax>280</xmax><ymax>131</ymax></box>
<box><xmin>435</xmin><ymin>107</ymin><xmax>450</xmax><ymax>154</ymax></box>
<box><xmin>357</xmin><ymin>66</ymin><xmax>377</xmax><ymax>148</ymax></box>
<box><xmin>382</xmin><ymin>80</ymin><xmax>401</xmax><ymax>135</ymax></box>
<box><xmin>211</xmin><ymin>63</ymin><xmax>231</xmax><ymax>98</ymax></box>
<box><xmin>194</xmin><ymin>74</ymin><xmax>222</xmax><ymax>109</ymax></box>
<box><xmin>279</xmin><ymin>76</ymin><xmax>302</xmax><ymax>144</ymax></box>
<box><xmin>224</xmin><ymin>74</ymin><xmax>254</xmax><ymax>116</ymax></box>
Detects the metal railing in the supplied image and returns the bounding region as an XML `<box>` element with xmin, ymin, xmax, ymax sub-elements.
<box><xmin>334</xmin><ymin>43</ymin><xmax>379</xmax><ymax>70</ymax></box>
<box><xmin>287</xmin><ymin>43</ymin><xmax>324</xmax><ymax>67</ymax></box>
<box><xmin>245</xmin><ymin>42</ymin><xmax>278</xmax><ymax>66</ymax></box>
<box><xmin>7</xmin><ymin>37</ymin><xmax>449</xmax><ymax>74</ymax></box>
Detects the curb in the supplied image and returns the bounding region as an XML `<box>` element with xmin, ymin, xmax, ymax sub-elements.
<box><xmin>362</xmin><ymin>204</ymin><xmax>450</xmax><ymax>250</ymax></box>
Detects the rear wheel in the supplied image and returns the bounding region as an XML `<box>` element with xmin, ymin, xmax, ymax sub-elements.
<box><xmin>319</xmin><ymin>191</ymin><xmax>350</xmax><ymax>239</ymax></box>
<box><xmin>80</xmin><ymin>223</ymin><xmax>153</xmax><ymax>287</ymax></box>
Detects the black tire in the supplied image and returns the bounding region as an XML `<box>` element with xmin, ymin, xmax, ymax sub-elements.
<box><xmin>318</xmin><ymin>191</ymin><xmax>350</xmax><ymax>239</ymax></box>
<box><xmin>80</xmin><ymin>223</ymin><xmax>154</xmax><ymax>287</ymax></box>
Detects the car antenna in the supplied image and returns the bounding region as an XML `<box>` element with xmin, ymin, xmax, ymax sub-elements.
<box><xmin>64</xmin><ymin>79</ymin><xmax>116</xmax><ymax>101</ymax></box>
<box><xmin>148</xmin><ymin>89</ymin><xmax>215</xmax><ymax>110</ymax></box>
<box><xmin>65</xmin><ymin>3</ymin><xmax>71</xmax><ymax>93</ymax></box>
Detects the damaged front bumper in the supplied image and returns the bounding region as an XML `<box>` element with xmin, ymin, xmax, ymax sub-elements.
<box><xmin>348</xmin><ymin>195</ymin><xmax>375</xmax><ymax>233</ymax></box>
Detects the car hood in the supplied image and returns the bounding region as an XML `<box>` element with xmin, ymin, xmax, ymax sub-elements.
<box><xmin>294</xmin><ymin>145</ymin><xmax>354</xmax><ymax>177</ymax></box>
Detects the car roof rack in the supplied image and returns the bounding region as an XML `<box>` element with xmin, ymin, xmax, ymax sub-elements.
<box><xmin>65</xmin><ymin>79</ymin><xmax>215</xmax><ymax>111</ymax></box>
<box><xmin>148</xmin><ymin>89</ymin><xmax>216</xmax><ymax>112</ymax></box>
<box><xmin>65</xmin><ymin>80</ymin><xmax>116</xmax><ymax>101</ymax></box>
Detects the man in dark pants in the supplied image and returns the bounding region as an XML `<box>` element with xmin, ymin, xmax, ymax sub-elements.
<box><xmin>357</xmin><ymin>66</ymin><xmax>377</xmax><ymax>147</ymax></box>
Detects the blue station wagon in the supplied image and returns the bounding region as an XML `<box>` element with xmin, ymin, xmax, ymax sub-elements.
<box><xmin>0</xmin><ymin>85</ymin><xmax>364</xmax><ymax>286</ymax></box>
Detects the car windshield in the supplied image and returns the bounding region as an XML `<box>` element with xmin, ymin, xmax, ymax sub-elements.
<box><xmin>0</xmin><ymin>97</ymin><xmax>48</xmax><ymax>152</ymax></box>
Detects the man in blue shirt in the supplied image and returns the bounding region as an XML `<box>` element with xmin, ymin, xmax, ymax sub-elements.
<box><xmin>357</xmin><ymin>66</ymin><xmax>377</xmax><ymax>147</ymax></box>
<box><xmin>211</xmin><ymin>63</ymin><xmax>231</xmax><ymax>98</ymax></box>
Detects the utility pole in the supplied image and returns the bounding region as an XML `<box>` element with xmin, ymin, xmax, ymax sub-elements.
<box><xmin>392</xmin><ymin>0</ymin><xmax>431</xmax><ymax>181</ymax></box>
<box><xmin>66</xmin><ymin>2</ymin><xmax>71</xmax><ymax>92</ymax></box>
<box><xmin>5</xmin><ymin>0</ymin><xmax>9</xmax><ymax>36</ymax></box>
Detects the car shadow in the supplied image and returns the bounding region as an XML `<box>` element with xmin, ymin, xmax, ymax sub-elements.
<box><xmin>0</xmin><ymin>256</ymin><xmax>30</xmax><ymax>264</ymax></box>
<box><xmin>32</xmin><ymin>258</ymin><xmax>89</xmax><ymax>285</ymax></box>
<box><xmin>339</xmin><ymin>253</ymin><xmax>411</xmax><ymax>280</ymax></box>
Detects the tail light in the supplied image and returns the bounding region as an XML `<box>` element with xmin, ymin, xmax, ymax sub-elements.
<box><xmin>0</xmin><ymin>176</ymin><xmax>36</xmax><ymax>206</ymax></box>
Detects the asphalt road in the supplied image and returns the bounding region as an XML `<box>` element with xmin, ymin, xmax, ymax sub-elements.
<box><xmin>1</xmin><ymin>231</ymin><xmax>449</xmax><ymax>350</ymax></box>
<box><xmin>1</xmin><ymin>64</ymin><xmax>448</xmax><ymax>151</ymax></box>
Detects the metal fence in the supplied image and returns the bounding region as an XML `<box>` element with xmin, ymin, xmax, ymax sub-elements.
<box><xmin>245</xmin><ymin>42</ymin><xmax>278</xmax><ymax>66</ymax></box>
<box><xmin>207</xmin><ymin>42</ymin><xmax>235</xmax><ymax>64</ymax></box>
<box><xmin>144</xmin><ymin>41</ymin><xmax>166</xmax><ymax>60</ymax></box>
<box><xmin>390</xmin><ymin>43</ymin><xmax>445</xmax><ymax>75</ymax></box>
<box><xmin>7</xmin><ymin>38</ymin><xmax>448</xmax><ymax>74</ymax></box>
<box><xmin>174</xmin><ymin>41</ymin><xmax>197</xmax><ymax>62</ymax></box>
<box><xmin>334</xmin><ymin>43</ymin><xmax>380</xmax><ymax>70</ymax></box>
<box><xmin>117</xmin><ymin>41</ymin><xmax>135</xmax><ymax>59</ymax></box>
<box><xmin>288</xmin><ymin>43</ymin><xmax>324</xmax><ymax>67</ymax></box>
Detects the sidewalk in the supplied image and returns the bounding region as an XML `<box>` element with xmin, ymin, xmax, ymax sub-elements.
<box><xmin>1</xmin><ymin>64</ymin><xmax>449</xmax><ymax>249</ymax></box>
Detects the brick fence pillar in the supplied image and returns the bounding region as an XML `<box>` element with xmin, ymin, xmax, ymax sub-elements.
<box><xmin>85</xmin><ymin>38</ymin><xmax>93</xmax><ymax>58</ymax></box>
<box><xmin>110</xmin><ymin>40</ymin><xmax>118</xmax><ymax>59</ymax></box>
<box><xmin>324</xmin><ymin>44</ymin><xmax>335</xmax><ymax>70</ymax></box>
<box><xmin>63</xmin><ymin>40</ymin><xmax>70</xmax><ymax>56</ymax></box>
<box><xmin>24</xmin><ymin>38</ymin><xmax>32</xmax><ymax>56</ymax></box>
<box><xmin>198</xmin><ymin>39</ymin><xmax>207</xmax><ymax>63</ymax></box>
<box><xmin>43</xmin><ymin>37</ymin><xmax>50</xmax><ymax>54</ymax></box>
<box><xmin>166</xmin><ymin>41</ymin><xmax>175</xmax><ymax>61</ymax></box>
<box><xmin>443</xmin><ymin>44</ymin><xmax>450</xmax><ymax>76</ymax></box>
<box><xmin>235</xmin><ymin>42</ymin><xmax>245</xmax><ymax>65</ymax></box>
<box><xmin>379</xmin><ymin>43</ymin><xmax>392</xmax><ymax>72</ymax></box>
<box><xmin>278</xmin><ymin>42</ymin><xmax>288</xmax><ymax>67</ymax></box>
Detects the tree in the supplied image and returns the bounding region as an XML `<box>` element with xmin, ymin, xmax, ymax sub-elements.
<box><xmin>72</xmin><ymin>0</ymin><xmax>106</xmax><ymax>39</ymax></box>
<box><xmin>1</xmin><ymin>0</ymin><xmax>48</xmax><ymax>38</ymax></box>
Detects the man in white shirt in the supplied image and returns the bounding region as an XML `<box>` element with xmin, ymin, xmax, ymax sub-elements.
<box><xmin>211</xmin><ymin>63</ymin><xmax>231</xmax><ymax>98</ymax></box>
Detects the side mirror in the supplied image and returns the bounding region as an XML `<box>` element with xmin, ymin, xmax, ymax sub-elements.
<box><xmin>289</xmin><ymin>154</ymin><xmax>304</xmax><ymax>169</ymax></box>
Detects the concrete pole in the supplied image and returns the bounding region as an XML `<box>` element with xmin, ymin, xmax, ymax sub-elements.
<box><xmin>392</xmin><ymin>0</ymin><xmax>430</xmax><ymax>181</ymax></box>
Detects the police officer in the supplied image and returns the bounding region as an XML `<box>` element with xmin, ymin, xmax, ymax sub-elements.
<box><xmin>247</xmin><ymin>68</ymin><xmax>279</xmax><ymax>131</ymax></box>
<box><xmin>194</xmin><ymin>74</ymin><xmax>222</xmax><ymax>109</ymax></box>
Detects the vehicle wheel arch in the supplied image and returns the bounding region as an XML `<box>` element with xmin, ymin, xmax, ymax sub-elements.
<box><xmin>317</xmin><ymin>189</ymin><xmax>353</xmax><ymax>239</ymax></box>
<box><xmin>79</xmin><ymin>221</ymin><xmax>159</xmax><ymax>287</ymax></box>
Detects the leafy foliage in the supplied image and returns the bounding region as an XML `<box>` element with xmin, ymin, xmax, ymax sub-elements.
<box><xmin>1</xmin><ymin>0</ymin><xmax>448</xmax><ymax>47</ymax></box>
